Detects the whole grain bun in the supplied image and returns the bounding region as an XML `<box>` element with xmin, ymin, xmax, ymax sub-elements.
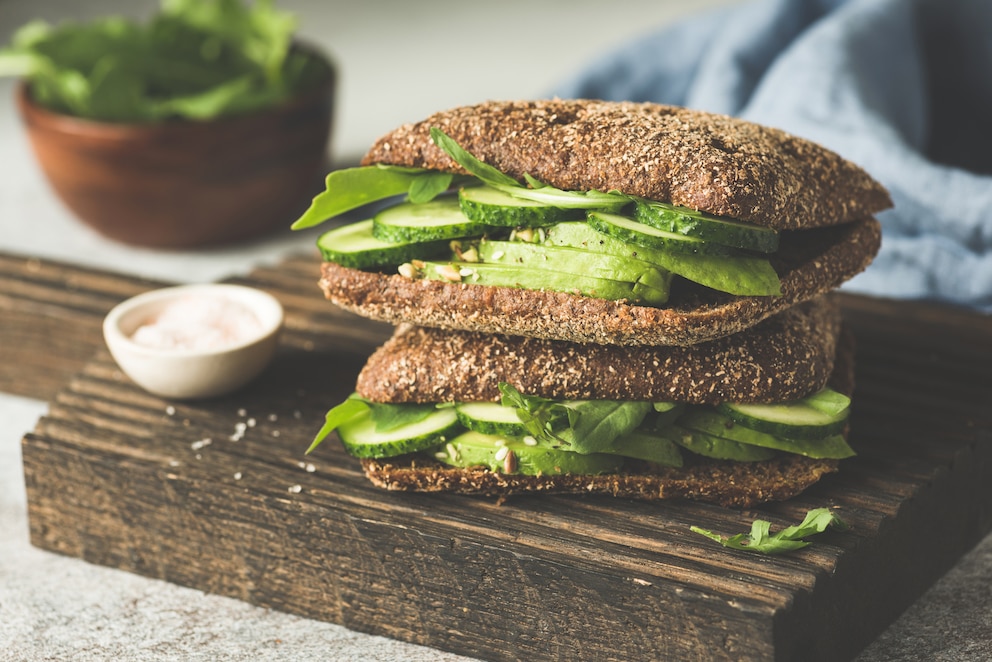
<box><xmin>352</xmin><ymin>317</ymin><xmax>856</xmax><ymax>507</ymax></box>
<box><xmin>356</xmin><ymin>297</ymin><xmax>841</xmax><ymax>405</ymax></box>
<box><xmin>320</xmin><ymin>217</ymin><xmax>880</xmax><ymax>346</ymax></box>
<box><xmin>359</xmin><ymin>454</ymin><xmax>839</xmax><ymax>509</ymax></box>
<box><xmin>362</xmin><ymin>99</ymin><xmax>892</xmax><ymax>230</ymax></box>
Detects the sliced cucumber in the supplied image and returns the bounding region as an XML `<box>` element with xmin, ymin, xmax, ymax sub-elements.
<box><xmin>540</xmin><ymin>221</ymin><xmax>781</xmax><ymax>296</ymax></box>
<box><xmin>717</xmin><ymin>388</ymin><xmax>850</xmax><ymax>440</ymax></box>
<box><xmin>372</xmin><ymin>198</ymin><xmax>492</xmax><ymax>243</ymax></box>
<box><xmin>678</xmin><ymin>409</ymin><xmax>855</xmax><ymax>459</ymax></box>
<box><xmin>338</xmin><ymin>407</ymin><xmax>461</xmax><ymax>459</ymax></box>
<box><xmin>634</xmin><ymin>200</ymin><xmax>779</xmax><ymax>253</ymax></box>
<box><xmin>587</xmin><ymin>212</ymin><xmax>732</xmax><ymax>256</ymax></box>
<box><xmin>477</xmin><ymin>240</ymin><xmax>674</xmax><ymax>286</ymax></box>
<box><xmin>459</xmin><ymin>186</ymin><xmax>582</xmax><ymax>227</ymax></box>
<box><xmin>455</xmin><ymin>402</ymin><xmax>527</xmax><ymax>436</ymax></box>
<box><xmin>317</xmin><ymin>219</ymin><xmax>448</xmax><ymax>269</ymax></box>
<box><xmin>669</xmin><ymin>425</ymin><xmax>777</xmax><ymax>462</ymax></box>
<box><xmin>434</xmin><ymin>430</ymin><xmax>623</xmax><ymax>476</ymax></box>
<box><xmin>419</xmin><ymin>260</ymin><xmax>670</xmax><ymax>306</ymax></box>
<box><xmin>497</xmin><ymin>183</ymin><xmax>628</xmax><ymax>210</ymax></box>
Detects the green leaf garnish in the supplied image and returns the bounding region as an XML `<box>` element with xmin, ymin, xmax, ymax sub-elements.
<box><xmin>691</xmin><ymin>508</ymin><xmax>848</xmax><ymax>555</ymax></box>
<box><xmin>365</xmin><ymin>402</ymin><xmax>437</xmax><ymax>433</ymax></box>
<box><xmin>498</xmin><ymin>383</ymin><xmax>573</xmax><ymax>443</ymax></box>
<box><xmin>430</xmin><ymin>127</ymin><xmax>520</xmax><ymax>189</ymax></box>
<box><xmin>407</xmin><ymin>172</ymin><xmax>454</xmax><ymax>204</ymax></box>
<box><xmin>305</xmin><ymin>395</ymin><xmax>440</xmax><ymax>454</ymax></box>
<box><xmin>306</xmin><ymin>394</ymin><xmax>368</xmax><ymax>455</ymax></box>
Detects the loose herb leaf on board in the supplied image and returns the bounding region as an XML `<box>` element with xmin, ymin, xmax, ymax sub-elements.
<box><xmin>691</xmin><ymin>508</ymin><xmax>848</xmax><ymax>555</ymax></box>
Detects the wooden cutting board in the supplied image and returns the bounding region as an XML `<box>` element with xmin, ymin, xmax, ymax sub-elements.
<box><xmin>6</xmin><ymin>251</ymin><xmax>992</xmax><ymax>662</ymax></box>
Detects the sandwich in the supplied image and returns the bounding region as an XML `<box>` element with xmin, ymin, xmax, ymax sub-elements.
<box><xmin>295</xmin><ymin>99</ymin><xmax>889</xmax><ymax>506</ymax></box>
<box><xmin>292</xmin><ymin>99</ymin><xmax>888</xmax><ymax>346</ymax></box>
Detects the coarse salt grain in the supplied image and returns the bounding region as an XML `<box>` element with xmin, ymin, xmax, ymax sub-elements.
<box><xmin>130</xmin><ymin>295</ymin><xmax>262</xmax><ymax>352</ymax></box>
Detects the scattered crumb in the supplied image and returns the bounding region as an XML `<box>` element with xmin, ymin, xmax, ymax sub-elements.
<box><xmin>288</xmin><ymin>484</ymin><xmax>302</xmax><ymax>494</ymax></box>
<box><xmin>268</xmin><ymin>414</ymin><xmax>278</xmax><ymax>422</ymax></box>
<box><xmin>190</xmin><ymin>438</ymin><xmax>212</xmax><ymax>451</ymax></box>
<box><xmin>237</xmin><ymin>408</ymin><xmax>247</xmax><ymax>417</ymax></box>
<box><xmin>234</xmin><ymin>472</ymin><xmax>243</xmax><ymax>480</ymax></box>
<box><xmin>165</xmin><ymin>406</ymin><xmax>176</xmax><ymax>416</ymax></box>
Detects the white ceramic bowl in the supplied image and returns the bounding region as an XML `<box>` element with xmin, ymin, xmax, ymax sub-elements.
<box><xmin>103</xmin><ymin>284</ymin><xmax>284</xmax><ymax>399</ymax></box>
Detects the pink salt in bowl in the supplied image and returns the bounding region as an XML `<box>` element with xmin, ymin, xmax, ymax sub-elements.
<box><xmin>103</xmin><ymin>284</ymin><xmax>284</xmax><ymax>399</ymax></box>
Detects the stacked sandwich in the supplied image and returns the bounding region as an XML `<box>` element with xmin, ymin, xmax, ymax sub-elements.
<box><xmin>295</xmin><ymin>100</ymin><xmax>889</xmax><ymax>508</ymax></box>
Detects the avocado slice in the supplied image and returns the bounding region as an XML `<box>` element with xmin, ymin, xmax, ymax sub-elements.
<box><xmin>679</xmin><ymin>409</ymin><xmax>856</xmax><ymax>459</ymax></box>
<box><xmin>435</xmin><ymin>430</ymin><xmax>623</xmax><ymax>476</ymax></box>
<box><xmin>419</xmin><ymin>260</ymin><xmax>670</xmax><ymax>306</ymax></box>
<box><xmin>542</xmin><ymin>222</ymin><xmax>781</xmax><ymax>296</ymax></box>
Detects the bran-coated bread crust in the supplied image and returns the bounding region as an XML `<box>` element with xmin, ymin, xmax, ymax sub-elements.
<box><xmin>359</xmin><ymin>455</ymin><xmax>840</xmax><ymax>509</ymax></box>
<box><xmin>356</xmin><ymin>297</ymin><xmax>841</xmax><ymax>405</ymax></box>
<box><xmin>362</xmin><ymin>99</ymin><xmax>892</xmax><ymax>230</ymax></box>
<box><xmin>319</xmin><ymin>217</ymin><xmax>880</xmax><ymax>346</ymax></box>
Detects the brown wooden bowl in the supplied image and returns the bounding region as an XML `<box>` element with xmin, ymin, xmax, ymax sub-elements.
<box><xmin>16</xmin><ymin>55</ymin><xmax>335</xmax><ymax>249</ymax></box>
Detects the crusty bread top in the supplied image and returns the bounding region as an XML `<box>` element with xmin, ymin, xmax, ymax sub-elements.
<box><xmin>361</xmin><ymin>99</ymin><xmax>891</xmax><ymax>230</ymax></box>
<box><xmin>319</xmin><ymin>217</ymin><xmax>880</xmax><ymax>347</ymax></box>
<box><xmin>355</xmin><ymin>297</ymin><xmax>841</xmax><ymax>405</ymax></box>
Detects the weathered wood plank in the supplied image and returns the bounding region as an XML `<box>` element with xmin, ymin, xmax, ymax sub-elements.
<box><xmin>9</xmin><ymin>250</ymin><xmax>992</xmax><ymax>660</ymax></box>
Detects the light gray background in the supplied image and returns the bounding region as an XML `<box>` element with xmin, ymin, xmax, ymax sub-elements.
<box><xmin>1</xmin><ymin>1</ymin><xmax>990</xmax><ymax>660</ymax></box>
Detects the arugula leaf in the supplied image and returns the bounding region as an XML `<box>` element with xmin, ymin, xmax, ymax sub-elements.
<box><xmin>430</xmin><ymin>127</ymin><xmax>520</xmax><ymax>188</ymax></box>
<box><xmin>691</xmin><ymin>508</ymin><xmax>848</xmax><ymax>555</ymax></box>
<box><xmin>306</xmin><ymin>395</ymin><xmax>368</xmax><ymax>455</ymax></box>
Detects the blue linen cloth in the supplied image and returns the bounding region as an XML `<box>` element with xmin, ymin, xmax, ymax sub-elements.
<box><xmin>553</xmin><ymin>0</ymin><xmax>992</xmax><ymax>312</ymax></box>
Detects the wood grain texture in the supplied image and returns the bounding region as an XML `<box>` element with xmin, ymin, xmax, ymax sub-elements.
<box><xmin>10</xmin><ymin>251</ymin><xmax>992</xmax><ymax>661</ymax></box>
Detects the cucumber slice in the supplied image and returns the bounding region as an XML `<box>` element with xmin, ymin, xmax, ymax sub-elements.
<box><xmin>338</xmin><ymin>407</ymin><xmax>461</xmax><ymax>459</ymax></box>
<box><xmin>477</xmin><ymin>240</ymin><xmax>674</xmax><ymax>287</ymax></box>
<box><xmin>455</xmin><ymin>402</ymin><xmax>527</xmax><ymax>436</ymax></box>
<box><xmin>541</xmin><ymin>221</ymin><xmax>781</xmax><ymax>296</ymax></box>
<box><xmin>669</xmin><ymin>425</ymin><xmax>777</xmax><ymax>462</ymax></box>
<box><xmin>634</xmin><ymin>200</ymin><xmax>779</xmax><ymax>253</ymax></box>
<box><xmin>434</xmin><ymin>430</ymin><xmax>623</xmax><ymax>476</ymax></box>
<box><xmin>497</xmin><ymin>183</ymin><xmax>628</xmax><ymax>210</ymax></box>
<box><xmin>317</xmin><ymin>219</ymin><xmax>448</xmax><ymax>269</ymax></box>
<box><xmin>372</xmin><ymin>198</ymin><xmax>492</xmax><ymax>243</ymax></box>
<box><xmin>587</xmin><ymin>212</ymin><xmax>732</xmax><ymax>256</ymax></box>
<box><xmin>459</xmin><ymin>186</ymin><xmax>582</xmax><ymax>227</ymax></box>
<box><xmin>717</xmin><ymin>389</ymin><xmax>850</xmax><ymax>440</ymax></box>
<box><xmin>419</xmin><ymin>260</ymin><xmax>670</xmax><ymax>306</ymax></box>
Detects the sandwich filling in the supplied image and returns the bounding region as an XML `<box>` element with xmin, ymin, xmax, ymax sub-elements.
<box><xmin>294</xmin><ymin>129</ymin><xmax>784</xmax><ymax>306</ymax></box>
<box><xmin>308</xmin><ymin>383</ymin><xmax>855</xmax><ymax>477</ymax></box>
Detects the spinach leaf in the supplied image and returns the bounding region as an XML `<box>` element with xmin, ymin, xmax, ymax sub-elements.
<box><xmin>306</xmin><ymin>395</ymin><xmax>368</xmax><ymax>455</ymax></box>
<box><xmin>557</xmin><ymin>401</ymin><xmax>652</xmax><ymax>453</ymax></box>
<box><xmin>498</xmin><ymin>383</ymin><xmax>650</xmax><ymax>452</ymax></box>
<box><xmin>365</xmin><ymin>402</ymin><xmax>437</xmax><ymax>433</ymax></box>
<box><xmin>292</xmin><ymin>165</ymin><xmax>440</xmax><ymax>229</ymax></box>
